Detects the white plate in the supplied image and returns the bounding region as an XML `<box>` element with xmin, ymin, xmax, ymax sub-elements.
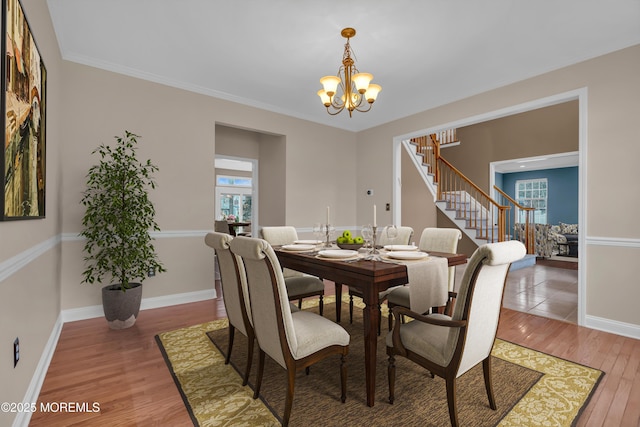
<box><xmin>318</xmin><ymin>249</ymin><xmax>358</xmax><ymax>259</ymax></box>
<box><xmin>281</xmin><ymin>244</ymin><xmax>315</xmax><ymax>251</ymax></box>
<box><xmin>384</xmin><ymin>245</ymin><xmax>418</xmax><ymax>251</ymax></box>
<box><xmin>386</xmin><ymin>251</ymin><xmax>429</xmax><ymax>260</ymax></box>
<box><xmin>294</xmin><ymin>240</ymin><xmax>322</xmax><ymax>245</ymax></box>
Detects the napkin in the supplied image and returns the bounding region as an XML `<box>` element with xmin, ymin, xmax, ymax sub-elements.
<box><xmin>405</xmin><ymin>256</ymin><xmax>448</xmax><ymax>314</ymax></box>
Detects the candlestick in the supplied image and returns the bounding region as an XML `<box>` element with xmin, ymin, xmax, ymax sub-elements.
<box><xmin>326</xmin><ymin>206</ymin><xmax>330</xmax><ymax>225</ymax></box>
<box><xmin>373</xmin><ymin>204</ymin><xmax>377</xmax><ymax>228</ymax></box>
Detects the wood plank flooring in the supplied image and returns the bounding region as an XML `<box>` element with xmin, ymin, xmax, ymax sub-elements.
<box><xmin>29</xmin><ymin>278</ymin><xmax>640</xmax><ymax>426</ymax></box>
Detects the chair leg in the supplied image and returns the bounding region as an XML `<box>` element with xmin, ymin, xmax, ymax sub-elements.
<box><xmin>298</xmin><ymin>298</ymin><xmax>302</xmax><ymax>309</ymax></box>
<box><xmin>349</xmin><ymin>294</ymin><xmax>354</xmax><ymax>324</ymax></box>
<box><xmin>319</xmin><ymin>294</ymin><xmax>324</xmax><ymax>316</ymax></box>
<box><xmin>242</xmin><ymin>332</ymin><xmax>254</xmax><ymax>387</ymax></box>
<box><xmin>253</xmin><ymin>350</ymin><xmax>265</xmax><ymax>399</ymax></box>
<box><xmin>225</xmin><ymin>325</ymin><xmax>235</xmax><ymax>365</ymax></box>
<box><xmin>377</xmin><ymin>304</ymin><xmax>382</xmax><ymax>336</ymax></box>
<box><xmin>388</xmin><ymin>353</ymin><xmax>396</xmax><ymax>404</ymax></box>
<box><xmin>482</xmin><ymin>357</ymin><xmax>497</xmax><ymax>410</ymax></box>
<box><xmin>445</xmin><ymin>376</ymin><xmax>459</xmax><ymax>427</ymax></box>
<box><xmin>283</xmin><ymin>368</ymin><xmax>296</xmax><ymax>427</ymax></box>
<box><xmin>340</xmin><ymin>354</ymin><xmax>347</xmax><ymax>403</ymax></box>
<box><xmin>388</xmin><ymin>303</ymin><xmax>394</xmax><ymax>331</ymax></box>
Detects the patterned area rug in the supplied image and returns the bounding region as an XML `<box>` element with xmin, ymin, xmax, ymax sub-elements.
<box><xmin>156</xmin><ymin>296</ymin><xmax>602</xmax><ymax>426</ymax></box>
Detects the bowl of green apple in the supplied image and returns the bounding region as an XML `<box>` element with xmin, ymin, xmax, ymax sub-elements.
<box><xmin>336</xmin><ymin>230</ymin><xmax>364</xmax><ymax>250</ymax></box>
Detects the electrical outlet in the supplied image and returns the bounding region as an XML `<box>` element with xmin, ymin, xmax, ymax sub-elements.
<box><xmin>148</xmin><ymin>266</ymin><xmax>155</xmax><ymax>277</ymax></box>
<box><xmin>386</xmin><ymin>203</ymin><xmax>390</xmax><ymax>211</ymax></box>
<box><xmin>14</xmin><ymin>337</ymin><xmax>19</xmax><ymax>368</ymax></box>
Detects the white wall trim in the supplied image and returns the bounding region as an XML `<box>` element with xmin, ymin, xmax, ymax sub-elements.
<box><xmin>12</xmin><ymin>314</ymin><xmax>64</xmax><ymax>427</ymax></box>
<box><xmin>0</xmin><ymin>235</ymin><xmax>61</xmax><ymax>283</ymax></box>
<box><xmin>13</xmin><ymin>287</ymin><xmax>215</xmax><ymax>427</ymax></box>
<box><xmin>585</xmin><ymin>315</ymin><xmax>640</xmax><ymax>340</ymax></box>
<box><xmin>62</xmin><ymin>288</ymin><xmax>217</xmax><ymax>322</ymax></box>
<box><xmin>586</xmin><ymin>236</ymin><xmax>640</xmax><ymax>247</ymax></box>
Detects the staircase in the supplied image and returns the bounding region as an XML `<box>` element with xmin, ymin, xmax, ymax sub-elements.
<box><xmin>404</xmin><ymin>133</ymin><xmax>536</xmax><ymax>262</ymax></box>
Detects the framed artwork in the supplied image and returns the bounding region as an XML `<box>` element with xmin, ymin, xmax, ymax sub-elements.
<box><xmin>1</xmin><ymin>0</ymin><xmax>46</xmax><ymax>220</ymax></box>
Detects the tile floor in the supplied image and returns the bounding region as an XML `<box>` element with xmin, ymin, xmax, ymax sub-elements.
<box><xmin>454</xmin><ymin>260</ymin><xmax>579</xmax><ymax>323</ymax></box>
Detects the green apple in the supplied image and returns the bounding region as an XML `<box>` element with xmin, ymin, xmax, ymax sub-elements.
<box><xmin>337</xmin><ymin>236</ymin><xmax>346</xmax><ymax>244</ymax></box>
<box><xmin>346</xmin><ymin>237</ymin><xmax>354</xmax><ymax>244</ymax></box>
<box><xmin>342</xmin><ymin>230</ymin><xmax>352</xmax><ymax>239</ymax></box>
<box><xmin>354</xmin><ymin>236</ymin><xmax>364</xmax><ymax>244</ymax></box>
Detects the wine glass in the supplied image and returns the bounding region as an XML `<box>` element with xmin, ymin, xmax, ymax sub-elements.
<box><xmin>361</xmin><ymin>224</ymin><xmax>373</xmax><ymax>249</ymax></box>
<box><xmin>385</xmin><ymin>224</ymin><xmax>398</xmax><ymax>244</ymax></box>
<box><xmin>312</xmin><ymin>223</ymin><xmax>323</xmax><ymax>244</ymax></box>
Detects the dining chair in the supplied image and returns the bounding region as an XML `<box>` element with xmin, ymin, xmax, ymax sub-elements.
<box><xmin>386</xmin><ymin>227</ymin><xmax>462</xmax><ymax>330</ymax></box>
<box><xmin>214</xmin><ymin>220</ymin><xmax>230</xmax><ymax>234</ymax></box>
<box><xmin>386</xmin><ymin>240</ymin><xmax>526</xmax><ymax>427</ymax></box>
<box><xmin>229</xmin><ymin>236</ymin><xmax>349</xmax><ymax>427</ymax></box>
<box><xmin>204</xmin><ymin>232</ymin><xmax>254</xmax><ymax>386</ymax></box>
<box><xmin>260</xmin><ymin>226</ymin><xmax>326</xmax><ymax>315</ymax></box>
<box><xmin>348</xmin><ymin>226</ymin><xmax>414</xmax><ymax>334</ymax></box>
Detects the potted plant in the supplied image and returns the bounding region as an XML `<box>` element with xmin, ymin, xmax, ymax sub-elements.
<box><xmin>80</xmin><ymin>131</ymin><xmax>165</xmax><ymax>329</ymax></box>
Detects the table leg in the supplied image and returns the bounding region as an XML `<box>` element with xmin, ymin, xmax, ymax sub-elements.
<box><xmin>334</xmin><ymin>283</ymin><xmax>342</xmax><ymax>323</ymax></box>
<box><xmin>362</xmin><ymin>291</ymin><xmax>379</xmax><ymax>407</ymax></box>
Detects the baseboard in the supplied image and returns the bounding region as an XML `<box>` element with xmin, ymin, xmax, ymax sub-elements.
<box><xmin>585</xmin><ymin>314</ymin><xmax>640</xmax><ymax>340</ymax></box>
<box><xmin>12</xmin><ymin>314</ymin><xmax>64</xmax><ymax>427</ymax></box>
<box><xmin>13</xmin><ymin>289</ymin><xmax>217</xmax><ymax>426</ymax></box>
<box><xmin>61</xmin><ymin>288</ymin><xmax>217</xmax><ymax>322</ymax></box>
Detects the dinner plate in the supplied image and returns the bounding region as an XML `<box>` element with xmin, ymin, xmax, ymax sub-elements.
<box><xmin>294</xmin><ymin>240</ymin><xmax>322</xmax><ymax>245</ymax></box>
<box><xmin>281</xmin><ymin>244</ymin><xmax>315</xmax><ymax>251</ymax></box>
<box><xmin>383</xmin><ymin>245</ymin><xmax>418</xmax><ymax>251</ymax></box>
<box><xmin>386</xmin><ymin>251</ymin><xmax>429</xmax><ymax>260</ymax></box>
<box><xmin>318</xmin><ymin>249</ymin><xmax>358</xmax><ymax>259</ymax></box>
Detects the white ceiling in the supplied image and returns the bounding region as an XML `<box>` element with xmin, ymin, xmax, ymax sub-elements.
<box><xmin>46</xmin><ymin>0</ymin><xmax>640</xmax><ymax>132</ymax></box>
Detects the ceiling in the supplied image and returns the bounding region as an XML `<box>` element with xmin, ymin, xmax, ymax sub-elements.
<box><xmin>46</xmin><ymin>1</ymin><xmax>640</xmax><ymax>132</ymax></box>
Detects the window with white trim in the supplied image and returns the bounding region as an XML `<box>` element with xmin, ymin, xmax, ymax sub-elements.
<box><xmin>515</xmin><ymin>178</ymin><xmax>547</xmax><ymax>224</ymax></box>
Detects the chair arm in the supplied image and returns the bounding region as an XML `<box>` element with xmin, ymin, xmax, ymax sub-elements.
<box><xmin>390</xmin><ymin>306</ymin><xmax>466</xmax><ymax>357</ymax></box>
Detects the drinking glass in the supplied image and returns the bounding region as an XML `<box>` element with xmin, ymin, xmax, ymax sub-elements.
<box><xmin>361</xmin><ymin>224</ymin><xmax>373</xmax><ymax>248</ymax></box>
<box><xmin>312</xmin><ymin>223</ymin><xmax>323</xmax><ymax>243</ymax></box>
<box><xmin>385</xmin><ymin>224</ymin><xmax>398</xmax><ymax>243</ymax></box>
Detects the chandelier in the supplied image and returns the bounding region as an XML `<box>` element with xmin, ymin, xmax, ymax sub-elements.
<box><xmin>317</xmin><ymin>28</ymin><xmax>381</xmax><ymax>117</ymax></box>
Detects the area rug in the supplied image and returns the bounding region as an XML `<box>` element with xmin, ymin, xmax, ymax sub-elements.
<box><xmin>156</xmin><ymin>296</ymin><xmax>602</xmax><ymax>426</ymax></box>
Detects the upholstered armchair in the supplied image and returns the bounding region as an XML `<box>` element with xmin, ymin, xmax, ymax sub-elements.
<box><xmin>513</xmin><ymin>223</ymin><xmax>553</xmax><ymax>257</ymax></box>
<box><xmin>229</xmin><ymin>236</ymin><xmax>349</xmax><ymax>427</ymax></box>
<box><xmin>386</xmin><ymin>227</ymin><xmax>462</xmax><ymax>329</ymax></box>
<box><xmin>260</xmin><ymin>226</ymin><xmax>326</xmax><ymax>314</ymax></box>
<box><xmin>386</xmin><ymin>240</ymin><xmax>526</xmax><ymax>427</ymax></box>
<box><xmin>348</xmin><ymin>226</ymin><xmax>414</xmax><ymax>333</ymax></box>
<box><xmin>204</xmin><ymin>232</ymin><xmax>254</xmax><ymax>386</ymax></box>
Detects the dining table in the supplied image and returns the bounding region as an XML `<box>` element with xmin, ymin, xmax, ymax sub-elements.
<box><xmin>227</xmin><ymin>221</ymin><xmax>251</xmax><ymax>236</ymax></box>
<box><xmin>274</xmin><ymin>246</ymin><xmax>467</xmax><ymax>407</ymax></box>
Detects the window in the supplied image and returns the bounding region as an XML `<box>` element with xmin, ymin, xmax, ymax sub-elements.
<box><xmin>515</xmin><ymin>178</ymin><xmax>547</xmax><ymax>224</ymax></box>
<box><xmin>215</xmin><ymin>175</ymin><xmax>252</xmax><ymax>222</ymax></box>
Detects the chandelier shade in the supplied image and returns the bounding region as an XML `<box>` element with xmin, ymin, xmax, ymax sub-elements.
<box><xmin>317</xmin><ymin>28</ymin><xmax>381</xmax><ymax>117</ymax></box>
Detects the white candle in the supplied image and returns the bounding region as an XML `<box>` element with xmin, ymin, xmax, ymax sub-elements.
<box><xmin>373</xmin><ymin>204</ymin><xmax>377</xmax><ymax>227</ymax></box>
<box><xmin>326</xmin><ymin>206</ymin><xmax>330</xmax><ymax>225</ymax></box>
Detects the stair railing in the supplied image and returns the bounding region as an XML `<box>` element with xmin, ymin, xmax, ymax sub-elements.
<box><xmin>410</xmin><ymin>134</ymin><xmax>510</xmax><ymax>243</ymax></box>
<box><xmin>494</xmin><ymin>186</ymin><xmax>535</xmax><ymax>254</ymax></box>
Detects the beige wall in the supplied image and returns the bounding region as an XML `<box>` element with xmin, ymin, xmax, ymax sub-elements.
<box><xmin>359</xmin><ymin>44</ymin><xmax>640</xmax><ymax>328</ymax></box>
<box><xmin>2</xmin><ymin>3</ymin><xmax>639</xmax><ymax>422</ymax></box>
<box><xmin>446</xmin><ymin>100</ymin><xmax>579</xmax><ymax>191</ymax></box>
<box><xmin>0</xmin><ymin>0</ymin><xmax>64</xmax><ymax>424</ymax></box>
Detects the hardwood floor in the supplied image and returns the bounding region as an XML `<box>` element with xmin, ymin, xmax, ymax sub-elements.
<box><xmin>30</xmin><ymin>277</ymin><xmax>640</xmax><ymax>426</ymax></box>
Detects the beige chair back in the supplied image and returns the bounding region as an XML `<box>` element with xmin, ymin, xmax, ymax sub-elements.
<box><xmin>419</xmin><ymin>227</ymin><xmax>462</xmax><ymax>291</ymax></box>
<box><xmin>229</xmin><ymin>236</ymin><xmax>297</xmax><ymax>369</ymax></box>
<box><xmin>448</xmin><ymin>240</ymin><xmax>526</xmax><ymax>377</ymax></box>
<box><xmin>260</xmin><ymin>226</ymin><xmax>302</xmax><ymax>278</ymax></box>
<box><xmin>204</xmin><ymin>232</ymin><xmax>252</xmax><ymax>333</ymax></box>
<box><xmin>215</xmin><ymin>220</ymin><xmax>230</xmax><ymax>234</ymax></box>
